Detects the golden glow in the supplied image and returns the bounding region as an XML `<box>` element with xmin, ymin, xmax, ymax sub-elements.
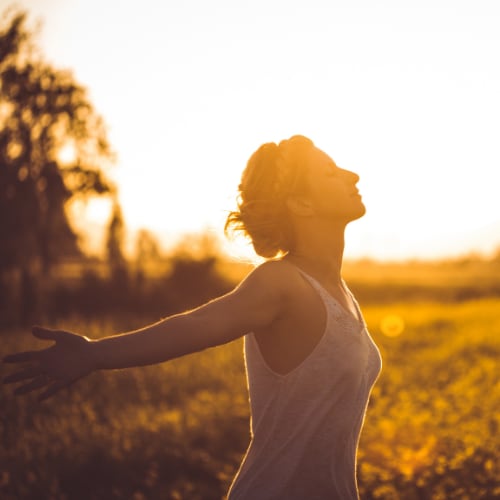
<box><xmin>380</xmin><ymin>314</ymin><xmax>405</xmax><ymax>338</ymax></box>
<box><xmin>57</xmin><ymin>141</ymin><xmax>77</xmax><ymax>166</ymax></box>
<box><xmin>0</xmin><ymin>101</ymin><xmax>13</xmax><ymax>126</ymax></box>
<box><xmin>68</xmin><ymin>197</ymin><xmax>113</xmax><ymax>255</ymax></box>
<box><xmin>19</xmin><ymin>0</ymin><xmax>500</xmax><ymax>260</ymax></box>
<box><xmin>84</xmin><ymin>197</ymin><xmax>113</xmax><ymax>222</ymax></box>
<box><xmin>7</xmin><ymin>140</ymin><xmax>23</xmax><ymax>160</ymax></box>
<box><xmin>17</xmin><ymin>165</ymin><xmax>29</xmax><ymax>182</ymax></box>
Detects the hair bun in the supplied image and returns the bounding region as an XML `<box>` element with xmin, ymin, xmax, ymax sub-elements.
<box><xmin>225</xmin><ymin>135</ymin><xmax>314</xmax><ymax>259</ymax></box>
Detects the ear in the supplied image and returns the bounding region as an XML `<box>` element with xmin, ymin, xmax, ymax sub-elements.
<box><xmin>286</xmin><ymin>195</ymin><xmax>314</xmax><ymax>217</ymax></box>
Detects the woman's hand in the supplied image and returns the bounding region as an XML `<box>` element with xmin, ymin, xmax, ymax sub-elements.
<box><xmin>2</xmin><ymin>326</ymin><xmax>96</xmax><ymax>402</ymax></box>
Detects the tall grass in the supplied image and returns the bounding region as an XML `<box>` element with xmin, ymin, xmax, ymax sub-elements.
<box><xmin>358</xmin><ymin>299</ymin><xmax>499</xmax><ymax>499</ymax></box>
<box><xmin>1</xmin><ymin>299</ymin><xmax>499</xmax><ymax>499</ymax></box>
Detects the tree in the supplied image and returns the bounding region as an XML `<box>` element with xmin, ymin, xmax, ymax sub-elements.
<box><xmin>0</xmin><ymin>10</ymin><xmax>114</xmax><ymax>322</ymax></box>
<box><xmin>133</xmin><ymin>228</ymin><xmax>162</xmax><ymax>287</ymax></box>
<box><xmin>106</xmin><ymin>200</ymin><xmax>128</xmax><ymax>289</ymax></box>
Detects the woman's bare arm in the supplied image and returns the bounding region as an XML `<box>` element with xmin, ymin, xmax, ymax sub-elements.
<box><xmin>91</xmin><ymin>262</ymin><xmax>286</xmax><ymax>369</ymax></box>
<box><xmin>3</xmin><ymin>261</ymin><xmax>289</xmax><ymax>400</ymax></box>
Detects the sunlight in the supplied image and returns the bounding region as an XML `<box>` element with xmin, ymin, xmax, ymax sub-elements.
<box><xmin>19</xmin><ymin>0</ymin><xmax>500</xmax><ymax>261</ymax></box>
<box><xmin>68</xmin><ymin>197</ymin><xmax>113</xmax><ymax>255</ymax></box>
<box><xmin>7</xmin><ymin>140</ymin><xmax>23</xmax><ymax>160</ymax></box>
<box><xmin>222</xmin><ymin>232</ymin><xmax>263</xmax><ymax>265</ymax></box>
<box><xmin>57</xmin><ymin>141</ymin><xmax>77</xmax><ymax>166</ymax></box>
<box><xmin>85</xmin><ymin>197</ymin><xmax>113</xmax><ymax>223</ymax></box>
<box><xmin>0</xmin><ymin>101</ymin><xmax>13</xmax><ymax>126</ymax></box>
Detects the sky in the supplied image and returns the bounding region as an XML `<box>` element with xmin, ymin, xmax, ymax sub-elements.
<box><xmin>2</xmin><ymin>0</ymin><xmax>500</xmax><ymax>260</ymax></box>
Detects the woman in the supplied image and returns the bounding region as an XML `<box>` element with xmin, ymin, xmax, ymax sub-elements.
<box><xmin>3</xmin><ymin>135</ymin><xmax>381</xmax><ymax>499</ymax></box>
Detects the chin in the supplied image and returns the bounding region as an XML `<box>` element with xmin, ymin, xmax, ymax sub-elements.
<box><xmin>350</xmin><ymin>203</ymin><xmax>366</xmax><ymax>221</ymax></box>
<box><xmin>339</xmin><ymin>210</ymin><xmax>365</xmax><ymax>226</ymax></box>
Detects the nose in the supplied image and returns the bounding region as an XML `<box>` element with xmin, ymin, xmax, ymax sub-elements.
<box><xmin>342</xmin><ymin>168</ymin><xmax>360</xmax><ymax>184</ymax></box>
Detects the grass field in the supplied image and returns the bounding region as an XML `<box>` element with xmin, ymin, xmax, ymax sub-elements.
<box><xmin>1</xmin><ymin>295</ymin><xmax>499</xmax><ymax>499</ymax></box>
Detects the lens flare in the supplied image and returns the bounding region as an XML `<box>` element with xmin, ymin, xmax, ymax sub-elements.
<box><xmin>380</xmin><ymin>314</ymin><xmax>405</xmax><ymax>337</ymax></box>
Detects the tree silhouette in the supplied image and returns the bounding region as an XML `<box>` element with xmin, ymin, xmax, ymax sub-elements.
<box><xmin>106</xmin><ymin>201</ymin><xmax>129</xmax><ymax>295</ymax></box>
<box><xmin>0</xmin><ymin>10</ymin><xmax>114</xmax><ymax>322</ymax></box>
<box><xmin>133</xmin><ymin>229</ymin><xmax>161</xmax><ymax>288</ymax></box>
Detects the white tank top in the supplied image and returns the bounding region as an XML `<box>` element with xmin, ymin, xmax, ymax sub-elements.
<box><xmin>227</xmin><ymin>269</ymin><xmax>382</xmax><ymax>500</ymax></box>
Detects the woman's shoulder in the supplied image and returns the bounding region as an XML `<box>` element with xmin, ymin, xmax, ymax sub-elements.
<box><xmin>242</xmin><ymin>258</ymin><xmax>305</xmax><ymax>296</ymax></box>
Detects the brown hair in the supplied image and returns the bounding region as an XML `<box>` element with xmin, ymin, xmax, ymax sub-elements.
<box><xmin>225</xmin><ymin>135</ymin><xmax>315</xmax><ymax>258</ymax></box>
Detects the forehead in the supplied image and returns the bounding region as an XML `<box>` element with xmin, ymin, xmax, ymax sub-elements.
<box><xmin>305</xmin><ymin>146</ymin><xmax>337</xmax><ymax>173</ymax></box>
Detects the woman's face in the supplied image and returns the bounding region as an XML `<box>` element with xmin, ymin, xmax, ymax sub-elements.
<box><xmin>299</xmin><ymin>146</ymin><xmax>366</xmax><ymax>223</ymax></box>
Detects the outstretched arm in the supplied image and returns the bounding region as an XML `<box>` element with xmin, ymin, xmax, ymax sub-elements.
<box><xmin>3</xmin><ymin>262</ymin><xmax>287</xmax><ymax>400</ymax></box>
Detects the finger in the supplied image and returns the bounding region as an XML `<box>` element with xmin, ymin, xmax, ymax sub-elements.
<box><xmin>38</xmin><ymin>379</ymin><xmax>70</xmax><ymax>402</ymax></box>
<box><xmin>3</xmin><ymin>366</ymin><xmax>43</xmax><ymax>384</ymax></box>
<box><xmin>3</xmin><ymin>350</ymin><xmax>42</xmax><ymax>364</ymax></box>
<box><xmin>14</xmin><ymin>376</ymin><xmax>50</xmax><ymax>396</ymax></box>
<box><xmin>32</xmin><ymin>326</ymin><xmax>63</xmax><ymax>341</ymax></box>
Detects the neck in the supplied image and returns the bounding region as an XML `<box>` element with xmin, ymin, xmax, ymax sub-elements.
<box><xmin>286</xmin><ymin>220</ymin><xmax>346</xmax><ymax>284</ymax></box>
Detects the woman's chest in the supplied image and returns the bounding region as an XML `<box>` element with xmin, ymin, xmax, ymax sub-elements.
<box><xmin>254</xmin><ymin>279</ymin><xmax>365</xmax><ymax>376</ymax></box>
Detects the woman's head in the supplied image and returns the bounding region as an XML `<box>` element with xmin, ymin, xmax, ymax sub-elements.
<box><xmin>225</xmin><ymin>135</ymin><xmax>315</xmax><ymax>258</ymax></box>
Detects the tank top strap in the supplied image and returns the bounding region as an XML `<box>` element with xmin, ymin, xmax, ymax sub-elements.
<box><xmin>293</xmin><ymin>266</ymin><xmax>327</xmax><ymax>296</ymax></box>
<box><xmin>291</xmin><ymin>265</ymin><xmax>340</xmax><ymax>317</ymax></box>
<box><xmin>290</xmin><ymin>263</ymin><xmax>364</xmax><ymax>326</ymax></box>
